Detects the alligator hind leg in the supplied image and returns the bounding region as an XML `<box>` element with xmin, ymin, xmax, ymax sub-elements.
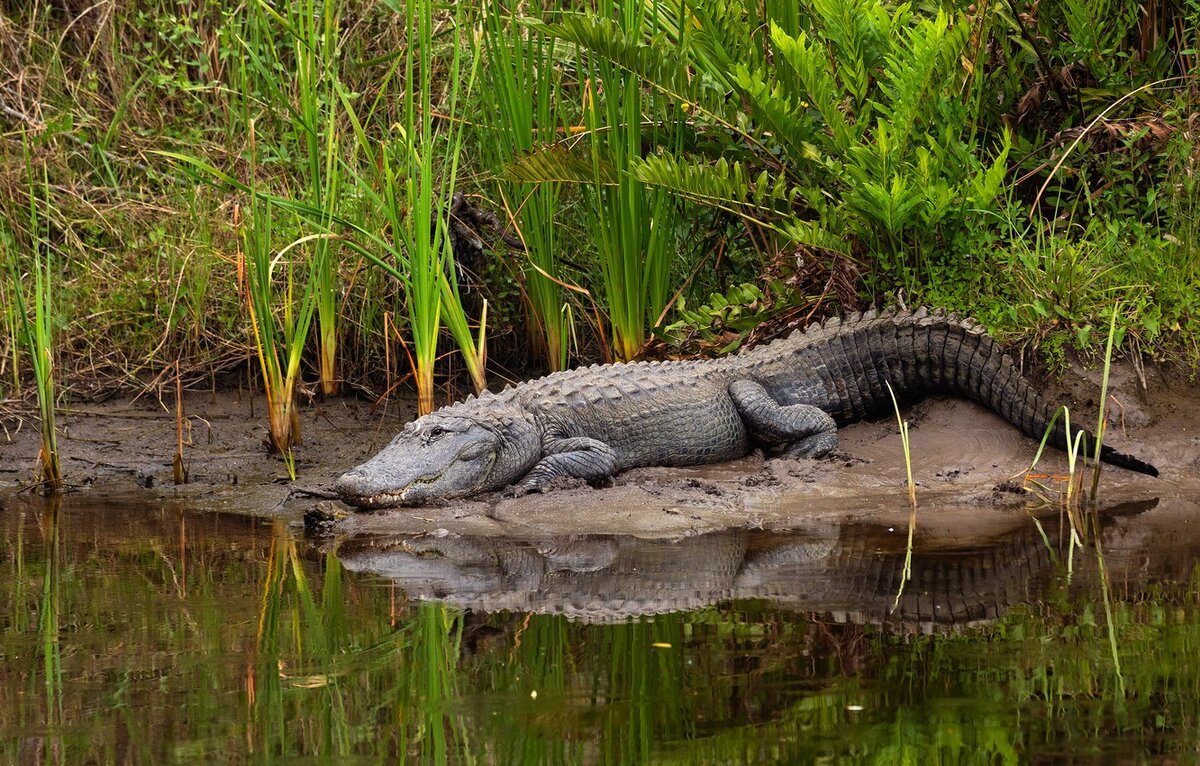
<box><xmin>515</xmin><ymin>437</ymin><xmax>618</xmax><ymax>494</ymax></box>
<box><xmin>729</xmin><ymin>379</ymin><xmax>839</xmax><ymax>458</ymax></box>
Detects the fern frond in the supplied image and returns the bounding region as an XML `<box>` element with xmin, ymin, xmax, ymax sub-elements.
<box><xmin>504</xmin><ymin>145</ymin><xmax>617</xmax><ymax>186</ymax></box>
<box><xmin>769</xmin><ymin>24</ymin><xmax>857</xmax><ymax>152</ymax></box>
<box><xmin>876</xmin><ymin>11</ymin><xmax>957</xmax><ymax>151</ymax></box>
<box><xmin>632</xmin><ymin>154</ymin><xmax>798</xmax><ymax>218</ymax></box>
<box><xmin>778</xmin><ymin>218</ymin><xmax>855</xmax><ymax>258</ymax></box>
<box><xmin>535</xmin><ymin>15</ymin><xmax>728</xmax><ymax>122</ymax></box>
<box><xmin>810</xmin><ymin>0</ymin><xmax>891</xmax><ymax>107</ymax></box>
<box><xmin>846</xmin><ymin>176</ymin><xmax>925</xmax><ymax>237</ymax></box>
<box><xmin>730</xmin><ymin>64</ymin><xmax>820</xmax><ymax>173</ymax></box>
<box><xmin>968</xmin><ymin>128</ymin><xmax>1012</xmax><ymax>207</ymax></box>
<box><xmin>643</xmin><ymin>0</ymin><xmax>762</xmax><ymax>90</ymax></box>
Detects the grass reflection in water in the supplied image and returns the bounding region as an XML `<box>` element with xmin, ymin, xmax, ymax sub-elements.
<box><xmin>0</xmin><ymin>495</ymin><xmax>1196</xmax><ymax>764</ymax></box>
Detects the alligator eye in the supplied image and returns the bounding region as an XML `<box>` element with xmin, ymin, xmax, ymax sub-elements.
<box><xmin>427</xmin><ymin>426</ymin><xmax>446</xmax><ymax>439</ymax></box>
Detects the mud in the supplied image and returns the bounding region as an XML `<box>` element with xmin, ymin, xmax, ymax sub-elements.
<box><xmin>1</xmin><ymin>358</ymin><xmax>1198</xmax><ymax>541</ymax></box>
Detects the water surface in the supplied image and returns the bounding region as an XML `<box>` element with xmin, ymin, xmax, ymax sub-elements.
<box><xmin>1</xmin><ymin>494</ymin><xmax>1197</xmax><ymax>764</ymax></box>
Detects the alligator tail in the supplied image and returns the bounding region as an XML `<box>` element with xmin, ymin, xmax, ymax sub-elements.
<box><xmin>791</xmin><ymin>308</ymin><xmax>1159</xmax><ymax>477</ymax></box>
<box><xmin>908</xmin><ymin>309</ymin><xmax>1159</xmax><ymax>477</ymax></box>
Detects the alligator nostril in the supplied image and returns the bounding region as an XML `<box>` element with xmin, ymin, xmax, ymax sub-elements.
<box><xmin>334</xmin><ymin>470</ymin><xmax>361</xmax><ymax>492</ymax></box>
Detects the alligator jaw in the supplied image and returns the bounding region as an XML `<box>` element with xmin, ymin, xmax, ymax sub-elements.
<box><xmin>335</xmin><ymin>470</ymin><xmax>445</xmax><ymax>509</ymax></box>
<box><xmin>336</xmin><ymin>487</ymin><xmax>413</xmax><ymax>510</ymax></box>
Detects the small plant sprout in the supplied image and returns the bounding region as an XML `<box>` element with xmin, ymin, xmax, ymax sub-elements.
<box><xmin>1089</xmin><ymin>305</ymin><xmax>1121</xmax><ymax>503</ymax></box>
<box><xmin>173</xmin><ymin>361</ymin><xmax>188</xmax><ymax>485</ymax></box>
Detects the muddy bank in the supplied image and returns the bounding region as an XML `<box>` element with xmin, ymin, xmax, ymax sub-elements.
<box><xmin>1</xmin><ymin>359</ymin><xmax>1198</xmax><ymax>540</ymax></box>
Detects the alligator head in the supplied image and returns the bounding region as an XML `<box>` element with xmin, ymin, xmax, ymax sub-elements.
<box><xmin>334</xmin><ymin>405</ymin><xmax>541</xmax><ymax>509</ymax></box>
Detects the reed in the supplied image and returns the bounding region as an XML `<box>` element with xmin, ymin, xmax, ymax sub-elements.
<box><xmin>1026</xmin><ymin>304</ymin><xmax>1124</xmax><ymax>570</ymax></box>
<box><xmin>338</xmin><ymin>0</ymin><xmax>484</xmax><ymax>413</ymax></box>
<box><xmin>581</xmin><ymin>0</ymin><xmax>681</xmax><ymax>362</ymax></box>
<box><xmin>241</xmin><ymin>124</ymin><xmax>320</xmax><ymax>477</ymax></box>
<box><xmin>2</xmin><ymin>158</ymin><xmax>62</xmax><ymax>493</ymax></box>
<box><xmin>480</xmin><ymin>2</ymin><xmax>571</xmax><ymax>371</ymax></box>
<box><xmin>1088</xmin><ymin>306</ymin><xmax>1121</xmax><ymax>503</ymax></box>
<box><xmin>1</xmin><ymin>279</ymin><xmax>18</xmax><ymax>400</ymax></box>
<box><xmin>1026</xmin><ymin>405</ymin><xmax>1088</xmax><ymax>572</ymax></box>
<box><xmin>247</xmin><ymin>0</ymin><xmax>346</xmax><ymax>397</ymax></box>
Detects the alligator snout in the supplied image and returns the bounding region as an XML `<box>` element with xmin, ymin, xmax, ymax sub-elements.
<box><xmin>334</xmin><ymin>468</ymin><xmax>378</xmax><ymax>506</ymax></box>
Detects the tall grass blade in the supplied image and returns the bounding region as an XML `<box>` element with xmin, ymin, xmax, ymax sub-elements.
<box><xmin>1089</xmin><ymin>304</ymin><xmax>1121</xmax><ymax>503</ymax></box>
<box><xmin>248</xmin><ymin>0</ymin><xmax>346</xmax><ymax>397</ymax></box>
<box><xmin>1027</xmin><ymin>405</ymin><xmax>1088</xmax><ymax>573</ymax></box>
<box><xmin>364</xmin><ymin>0</ymin><xmax>485</xmax><ymax>412</ymax></box>
<box><xmin>886</xmin><ymin>382</ymin><xmax>917</xmax><ymax>611</ymax></box>
<box><xmin>581</xmin><ymin>0</ymin><xmax>682</xmax><ymax>362</ymax></box>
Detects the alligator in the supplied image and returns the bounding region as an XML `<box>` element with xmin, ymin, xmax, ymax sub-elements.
<box><xmin>335</xmin><ymin>307</ymin><xmax>1158</xmax><ymax>509</ymax></box>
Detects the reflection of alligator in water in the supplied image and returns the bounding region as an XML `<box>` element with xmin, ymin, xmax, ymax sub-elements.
<box><xmin>338</xmin><ymin>500</ymin><xmax>1164</xmax><ymax>629</ymax></box>
<box><xmin>334</xmin><ymin>309</ymin><xmax>1157</xmax><ymax>509</ymax></box>
<box><xmin>338</xmin><ymin>512</ymin><xmax>1126</xmax><ymax>631</ymax></box>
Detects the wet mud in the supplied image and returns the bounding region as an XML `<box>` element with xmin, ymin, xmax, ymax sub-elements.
<box><xmin>1</xmin><ymin>358</ymin><xmax>1198</xmax><ymax>543</ymax></box>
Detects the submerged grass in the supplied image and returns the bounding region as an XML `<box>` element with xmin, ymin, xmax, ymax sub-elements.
<box><xmin>1024</xmin><ymin>304</ymin><xmax>1128</xmax><ymax>691</ymax></box>
<box><xmin>38</xmin><ymin>499</ymin><xmax>63</xmax><ymax>747</ymax></box>
<box><xmin>1</xmin><ymin>498</ymin><xmax>1199</xmax><ymax>761</ymax></box>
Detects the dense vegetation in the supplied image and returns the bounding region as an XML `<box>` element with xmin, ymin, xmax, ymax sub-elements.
<box><xmin>2</xmin><ymin>0</ymin><xmax>1198</xmax><ymax>471</ymax></box>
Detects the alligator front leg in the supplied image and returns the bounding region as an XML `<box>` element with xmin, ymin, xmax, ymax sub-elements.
<box><xmin>515</xmin><ymin>437</ymin><xmax>618</xmax><ymax>494</ymax></box>
<box><xmin>729</xmin><ymin>379</ymin><xmax>839</xmax><ymax>458</ymax></box>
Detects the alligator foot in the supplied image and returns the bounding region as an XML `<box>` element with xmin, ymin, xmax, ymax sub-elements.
<box><xmin>780</xmin><ymin>431</ymin><xmax>840</xmax><ymax>458</ymax></box>
<box><xmin>730</xmin><ymin>379</ymin><xmax>839</xmax><ymax>458</ymax></box>
<box><xmin>515</xmin><ymin>437</ymin><xmax>618</xmax><ymax>494</ymax></box>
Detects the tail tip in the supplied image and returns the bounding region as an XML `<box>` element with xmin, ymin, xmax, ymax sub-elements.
<box><xmin>1103</xmin><ymin>447</ymin><xmax>1159</xmax><ymax>477</ymax></box>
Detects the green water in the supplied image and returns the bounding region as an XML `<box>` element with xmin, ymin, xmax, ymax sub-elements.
<box><xmin>0</xmin><ymin>496</ymin><xmax>1197</xmax><ymax>764</ymax></box>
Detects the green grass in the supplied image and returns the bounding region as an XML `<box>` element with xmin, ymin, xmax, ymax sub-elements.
<box><xmin>1025</xmin><ymin>305</ymin><xmax>1128</xmax><ymax>691</ymax></box>
<box><xmin>341</xmin><ymin>0</ymin><xmax>484</xmax><ymax>413</ymax></box>
<box><xmin>247</xmin><ymin>0</ymin><xmax>347</xmax><ymax>397</ymax></box>
<box><xmin>575</xmin><ymin>1</ymin><xmax>682</xmax><ymax>361</ymax></box>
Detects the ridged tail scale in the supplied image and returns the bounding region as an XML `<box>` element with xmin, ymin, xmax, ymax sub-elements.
<box><xmin>781</xmin><ymin>309</ymin><xmax>1158</xmax><ymax>477</ymax></box>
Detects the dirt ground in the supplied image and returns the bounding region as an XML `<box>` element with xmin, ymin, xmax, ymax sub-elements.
<box><xmin>1</xmin><ymin>357</ymin><xmax>1198</xmax><ymax>547</ymax></box>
